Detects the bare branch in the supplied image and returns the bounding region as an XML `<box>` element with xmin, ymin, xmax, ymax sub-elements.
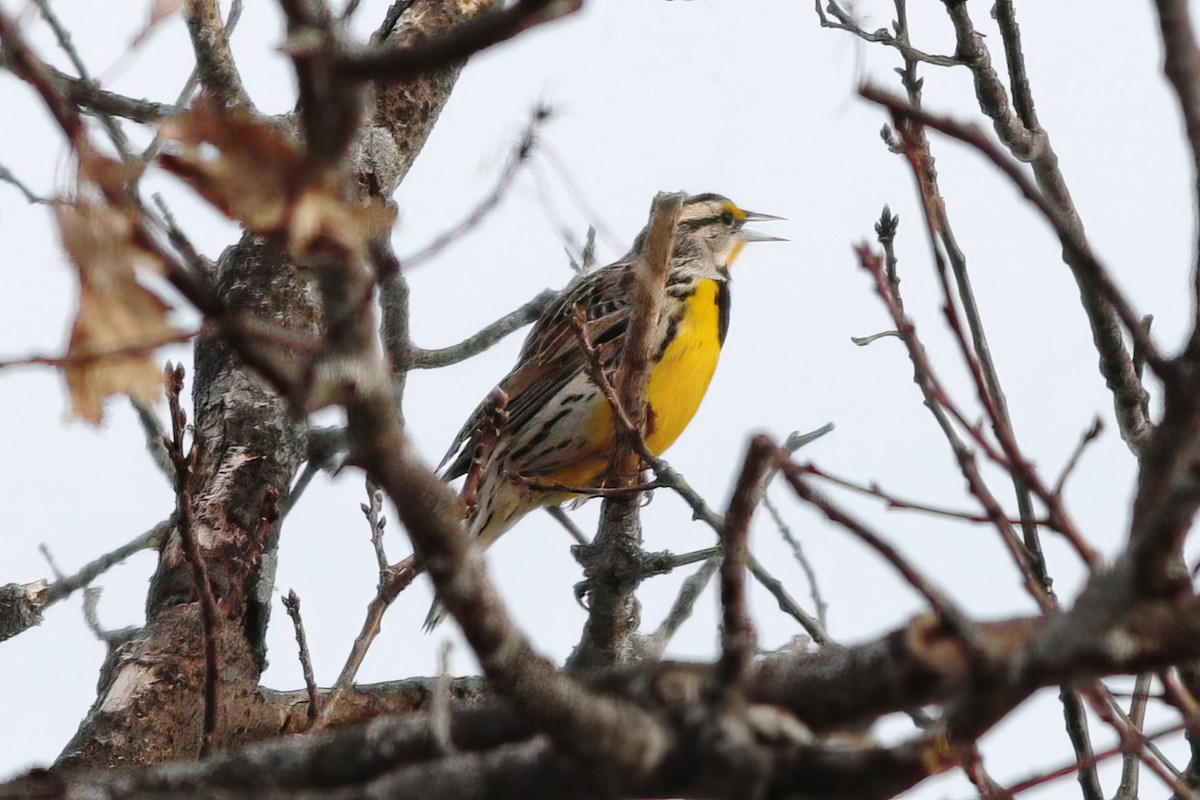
<box><xmin>0</xmin><ymin>328</ymin><xmax>199</xmax><ymax>371</ymax></box>
<box><xmin>643</xmin><ymin>552</ymin><xmax>721</xmax><ymax>658</ymax></box>
<box><xmin>44</xmin><ymin>520</ymin><xmax>169</xmax><ymax>606</ymax></box>
<box><xmin>545</xmin><ymin>506</ymin><xmax>589</xmax><ymax>546</ymax></box>
<box><xmin>710</xmin><ymin>437</ymin><xmax>773</xmax><ymax>701</ymax></box>
<box><xmin>935</xmin><ymin>6</ymin><xmax>1155</xmax><ymax>454</ymax></box>
<box><xmin>183</xmin><ymin>0</ymin><xmax>250</xmax><ymax>109</ymax></box>
<box><xmin>1116</xmin><ymin>674</ymin><xmax>1153</xmax><ymax>800</ymax></box>
<box><xmin>746</xmin><ymin>553</ymin><xmax>830</xmax><ymax>645</ymax></box>
<box><xmin>1052</xmin><ymin>418</ymin><xmax>1105</xmax><ymax>499</ymax></box>
<box><xmin>806</xmin><ymin>464</ymin><xmax>1034</xmax><ymax>526</ymax></box>
<box><xmin>409</xmin><ymin>289</ymin><xmax>557</xmax><ymax>369</ymax></box>
<box><xmin>1153</xmin><ymin>0</ymin><xmax>1200</xmax><ymax>363</ymax></box>
<box><xmin>31</xmin><ymin>0</ymin><xmax>133</xmax><ymax>158</ymax></box>
<box><xmin>364</xmin><ymin>479</ymin><xmax>389</xmax><ymax>572</ymax></box>
<box><xmin>0</xmin><ymin>161</ymin><xmax>47</xmax><ymax>203</ymax></box>
<box><xmin>401</xmin><ymin>104</ymin><xmax>550</xmax><ymax>269</ymax></box>
<box><xmin>1059</xmin><ymin>686</ymin><xmax>1105</xmax><ymax>800</ymax></box>
<box><xmin>334</xmin><ymin>0</ymin><xmax>583</xmax><ymax>81</ymax></box>
<box><xmin>813</xmin><ymin>0</ymin><xmax>960</xmax><ymax>67</ymax></box>
<box><xmin>282</xmin><ymin>590</ymin><xmax>321</xmax><ymax>723</ymax></box>
<box><xmin>131</xmin><ymin>398</ymin><xmax>175</xmax><ymax>482</ymax></box>
<box><xmin>1003</xmin><ymin>724</ymin><xmax>1186</xmax><ymax>797</ymax></box>
<box><xmin>781</xmin><ymin>460</ymin><xmax>979</xmax><ymax>646</ymax></box>
<box><xmin>370</xmin><ymin>0</ymin><xmax>417</xmax><ymax>44</ymax></box>
<box><xmin>853</xmin><ymin>242</ymin><xmax>1055</xmax><ymax>611</ymax></box>
<box><xmin>570</xmin><ymin>192</ymin><xmax>683</xmax><ymax>670</ymax></box>
<box><xmin>164</xmin><ymin>363</ymin><xmax>221</xmax><ymax>758</ymax></box>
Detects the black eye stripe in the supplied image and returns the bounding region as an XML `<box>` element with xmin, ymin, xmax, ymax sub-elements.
<box><xmin>679</xmin><ymin>214</ymin><xmax>731</xmax><ymax>231</ymax></box>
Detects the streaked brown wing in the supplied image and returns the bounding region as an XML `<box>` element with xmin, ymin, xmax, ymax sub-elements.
<box><xmin>440</xmin><ymin>262</ymin><xmax>634</xmax><ymax>480</ymax></box>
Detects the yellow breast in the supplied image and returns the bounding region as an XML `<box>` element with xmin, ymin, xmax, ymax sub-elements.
<box><xmin>537</xmin><ymin>278</ymin><xmax>725</xmax><ymax>489</ymax></box>
<box><xmin>643</xmin><ymin>278</ymin><xmax>724</xmax><ymax>455</ymax></box>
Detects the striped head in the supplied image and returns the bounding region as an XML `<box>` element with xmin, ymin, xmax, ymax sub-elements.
<box><xmin>661</xmin><ymin>193</ymin><xmax>784</xmax><ymax>273</ymax></box>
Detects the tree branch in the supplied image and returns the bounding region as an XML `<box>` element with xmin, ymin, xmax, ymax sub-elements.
<box><xmin>409</xmin><ymin>289</ymin><xmax>558</xmax><ymax>368</ymax></box>
<box><xmin>184</xmin><ymin>0</ymin><xmax>250</xmax><ymax>109</ymax></box>
<box><xmin>569</xmin><ymin>191</ymin><xmax>683</xmax><ymax>670</ymax></box>
<box><xmin>332</xmin><ymin>0</ymin><xmax>582</xmax><ymax>81</ymax></box>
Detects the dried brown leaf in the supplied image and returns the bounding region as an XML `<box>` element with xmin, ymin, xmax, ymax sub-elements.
<box><xmin>288</xmin><ymin>185</ymin><xmax>395</xmax><ymax>262</ymax></box>
<box><xmin>159</xmin><ymin>106</ymin><xmax>395</xmax><ymax>263</ymax></box>
<box><xmin>132</xmin><ymin>0</ymin><xmax>184</xmax><ymax>48</ymax></box>
<box><xmin>159</xmin><ymin>107</ymin><xmax>304</xmax><ymax>233</ymax></box>
<box><xmin>56</xmin><ymin>201</ymin><xmax>179</xmax><ymax>424</ymax></box>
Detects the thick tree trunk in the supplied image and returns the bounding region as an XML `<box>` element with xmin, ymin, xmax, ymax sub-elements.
<box><xmin>54</xmin><ymin>0</ymin><xmax>492</xmax><ymax>770</ymax></box>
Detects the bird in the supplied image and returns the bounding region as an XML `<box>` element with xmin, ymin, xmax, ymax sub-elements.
<box><xmin>425</xmin><ymin>192</ymin><xmax>783</xmax><ymax>629</ymax></box>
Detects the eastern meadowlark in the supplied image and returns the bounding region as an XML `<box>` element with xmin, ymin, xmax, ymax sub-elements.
<box><xmin>425</xmin><ymin>192</ymin><xmax>782</xmax><ymax>629</ymax></box>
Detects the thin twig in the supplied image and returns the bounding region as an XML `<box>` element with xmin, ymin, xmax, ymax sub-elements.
<box><xmin>746</xmin><ymin>553</ymin><xmax>829</xmax><ymax>645</ymax></box>
<box><xmin>0</xmin><ymin>328</ymin><xmax>199</xmax><ymax>370</ymax></box>
<box><xmin>33</xmin><ymin>0</ymin><xmax>132</xmax><ymax>159</ymax></box>
<box><xmin>1116</xmin><ymin>674</ymin><xmax>1153</xmax><ymax>800</ymax></box>
<box><xmin>0</xmin><ymin>162</ymin><xmax>47</xmax><ymax>203</ymax></box>
<box><xmin>760</xmin><ymin>493</ymin><xmax>828</xmax><ymax>630</ymax></box>
<box><xmin>879</xmin><ymin>73</ymin><xmax>1054</xmax><ymax>596</ymax></box>
<box><xmin>165</xmin><ymin>363</ymin><xmax>221</xmax><ymax>758</ymax></box>
<box><xmin>1081</xmin><ymin>684</ymin><xmax>1190</xmax><ymax>796</ymax></box>
<box><xmin>131</xmin><ymin>398</ymin><xmax>174</xmax><ymax>481</ymax></box>
<box><xmin>282</xmin><ymin>590</ymin><xmax>321</xmax><ymax>722</ymax></box>
<box><xmin>803</xmin><ymin>464</ymin><xmax>1035</xmax><ymax>526</ymax></box>
<box><xmin>401</xmin><ymin>104</ymin><xmax>550</xmax><ymax>269</ymax></box>
<box><xmin>1052</xmin><ymin>418</ymin><xmax>1105</xmax><ymax>498</ymax></box>
<box><xmin>1059</xmin><ymin>687</ymin><xmax>1105</xmax><ymax>800</ymax></box>
<box><xmin>409</xmin><ymin>290</ymin><xmax>557</xmax><ymax>369</ymax></box>
<box><xmin>41</xmin><ymin>520</ymin><xmax>168</xmax><ymax>606</ymax></box>
<box><xmin>755</xmin><ymin>425</ymin><xmax>834</xmax><ymax>632</ymax></box>
<box><xmin>999</xmin><ymin>723</ymin><xmax>1186</xmax><ymax>796</ymax></box>
<box><xmin>853</xmin><ymin>243</ymin><xmax>1055</xmax><ymax>612</ymax></box>
<box><xmin>961</xmin><ymin>746</ymin><xmax>1012</xmax><ymax>800</ymax></box>
<box><xmin>814</xmin><ymin>0</ymin><xmax>960</xmax><ymax>67</ymax></box>
<box><xmin>862</xmin><ymin>85</ymin><xmax>1162</xmax><ymax>449</ymax></box>
<box><xmin>363</xmin><ymin>479</ymin><xmax>389</xmax><ymax>572</ymax></box>
<box><xmin>317</xmin><ymin>477</ymin><xmax>420</xmax><ymax>723</ymax></box>
<box><xmin>545</xmin><ymin>506</ymin><xmax>589</xmax><ymax>546</ymax></box>
<box><xmin>781</xmin><ymin>460</ymin><xmax>979</xmax><ymax>647</ymax></box>
<box><xmin>139</xmin><ymin>0</ymin><xmax>243</xmax><ymax>167</ymax></box>
<box><xmin>644</xmin><ymin>552</ymin><xmax>721</xmax><ymax>658</ymax></box>
<box><xmin>851</xmin><ymin>330</ymin><xmax>900</xmax><ymax>346</ymax></box>
<box><xmin>1148</xmin><ymin>0</ymin><xmax>1200</xmax><ymax>361</ymax></box>
<box><xmin>319</xmin><ymin>561</ymin><xmax>420</xmax><ymax>723</ymax></box>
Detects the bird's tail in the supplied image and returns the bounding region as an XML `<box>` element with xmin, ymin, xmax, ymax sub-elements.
<box><xmin>422</xmin><ymin>599</ymin><xmax>448</xmax><ymax>632</ymax></box>
<box><xmin>420</xmin><ymin>483</ymin><xmax>521</xmax><ymax>632</ymax></box>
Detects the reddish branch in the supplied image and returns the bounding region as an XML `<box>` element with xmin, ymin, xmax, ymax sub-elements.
<box><xmin>780</xmin><ymin>460</ymin><xmax>978</xmax><ymax>646</ymax></box>
<box><xmin>710</xmin><ymin>436</ymin><xmax>773</xmax><ymax>700</ymax></box>
<box><xmin>853</xmin><ymin>243</ymin><xmax>1055</xmax><ymax>612</ymax></box>
<box><xmin>165</xmin><ymin>365</ymin><xmax>221</xmax><ymax>758</ymax></box>
<box><xmin>282</xmin><ymin>590</ymin><xmax>321</xmax><ymax>723</ymax></box>
<box><xmin>862</xmin><ymin>84</ymin><xmax>1158</xmax><ymax>452</ymax></box>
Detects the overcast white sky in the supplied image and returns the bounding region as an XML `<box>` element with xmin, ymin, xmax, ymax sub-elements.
<box><xmin>1</xmin><ymin>1</ymin><xmax>1196</xmax><ymax>796</ymax></box>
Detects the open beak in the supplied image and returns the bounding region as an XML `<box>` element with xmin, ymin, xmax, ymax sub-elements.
<box><xmin>739</xmin><ymin>210</ymin><xmax>787</xmax><ymax>243</ymax></box>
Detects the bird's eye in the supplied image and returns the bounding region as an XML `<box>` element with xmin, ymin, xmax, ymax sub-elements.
<box><xmin>720</xmin><ymin>210</ymin><xmax>735</xmax><ymax>226</ymax></box>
